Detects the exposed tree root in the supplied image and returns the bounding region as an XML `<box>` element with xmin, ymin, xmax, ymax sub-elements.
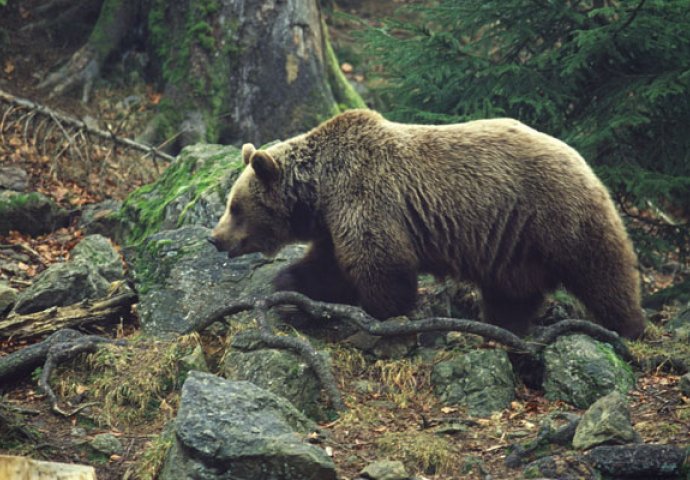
<box><xmin>38</xmin><ymin>45</ymin><xmax>101</xmax><ymax>103</ymax></box>
<box><xmin>0</xmin><ymin>291</ymin><xmax>634</xmax><ymax>416</ymax></box>
<box><xmin>0</xmin><ymin>329</ymin><xmax>125</xmax><ymax>416</ymax></box>
<box><xmin>187</xmin><ymin>291</ymin><xmax>633</xmax><ymax>412</ymax></box>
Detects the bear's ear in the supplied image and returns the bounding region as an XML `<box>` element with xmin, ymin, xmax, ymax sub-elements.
<box><xmin>242</xmin><ymin>143</ymin><xmax>256</xmax><ymax>165</ymax></box>
<box><xmin>251</xmin><ymin>151</ymin><xmax>279</xmax><ymax>184</ymax></box>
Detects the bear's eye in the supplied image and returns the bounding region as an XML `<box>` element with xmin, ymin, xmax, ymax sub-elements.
<box><xmin>230</xmin><ymin>203</ymin><xmax>242</xmax><ymax>216</ymax></box>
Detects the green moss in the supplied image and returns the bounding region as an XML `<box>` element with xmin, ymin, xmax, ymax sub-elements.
<box><xmin>87</xmin><ymin>0</ymin><xmax>124</xmax><ymax>59</ymax></box>
<box><xmin>594</xmin><ymin>341</ymin><xmax>635</xmax><ymax>393</ymax></box>
<box><xmin>119</xmin><ymin>145</ymin><xmax>242</xmax><ymax>247</ymax></box>
<box><xmin>148</xmin><ymin>0</ymin><xmax>241</xmax><ymax>144</ymax></box>
<box><xmin>323</xmin><ymin>21</ymin><xmax>366</xmax><ymax>111</ymax></box>
<box><xmin>0</xmin><ymin>192</ymin><xmax>45</xmax><ymax>211</ymax></box>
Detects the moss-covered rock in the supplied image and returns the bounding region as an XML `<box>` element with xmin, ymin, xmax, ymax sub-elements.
<box><xmin>542</xmin><ymin>334</ymin><xmax>635</xmax><ymax>409</ymax></box>
<box><xmin>118</xmin><ymin>142</ymin><xmax>310</xmax><ymax>336</ymax></box>
<box><xmin>12</xmin><ymin>234</ymin><xmax>125</xmax><ymax>315</ymax></box>
<box><xmin>572</xmin><ymin>391</ymin><xmax>636</xmax><ymax>450</ymax></box>
<box><xmin>119</xmin><ymin>143</ymin><xmax>242</xmax><ymax>246</ymax></box>
<box><xmin>0</xmin><ymin>191</ymin><xmax>70</xmax><ymax>236</ymax></box>
<box><xmin>431</xmin><ymin>348</ymin><xmax>516</xmax><ymax>417</ymax></box>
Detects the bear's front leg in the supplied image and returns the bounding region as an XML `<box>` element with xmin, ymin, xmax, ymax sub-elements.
<box><xmin>336</xmin><ymin>233</ymin><xmax>419</xmax><ymax>320</ymax></box>
<box><xmin>273</xmin><ymin>239</ymin><xmax>359</xmax><ymax>305</ymax></box>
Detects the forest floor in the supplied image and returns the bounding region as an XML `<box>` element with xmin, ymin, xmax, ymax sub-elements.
<box><xmin>1</xmin><ymin>2</ymin><xmax>690</xmax><ymax>480</ymax></box>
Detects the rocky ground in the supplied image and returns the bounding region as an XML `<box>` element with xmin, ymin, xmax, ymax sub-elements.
<box><xmin>1</xmin><ymin>2</ymin><xmax>690</xmax><ymax>480</ymax></box>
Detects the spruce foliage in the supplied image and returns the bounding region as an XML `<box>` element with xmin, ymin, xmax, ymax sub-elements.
<box><xmin>364</xmin><ymin>0</ymin><xmax>690</xmax><ymax>262</ymax></box>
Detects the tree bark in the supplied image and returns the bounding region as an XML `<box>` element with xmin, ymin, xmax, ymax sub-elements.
<box><xmin>142</xmin><ymin>0</ymin><xmax>364</xmax><ymax>149</ymax></box>
<box><xmin>37</xmin><ymin>0</ymin><xmax>365</xmax><ymax>151</ymax></box>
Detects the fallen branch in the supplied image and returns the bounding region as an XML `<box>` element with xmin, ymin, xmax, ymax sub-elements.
<box><xmin>0</xmin><ymin>88</ymin><xmax>174</xmax><ymax>163</ymax></box>
<box><xmin>187</xmin><ymin>291</ymin><xmax>632</xmax><ymax>412</ymax></box>
<box><xmin>0</xmin><ymin>284</ymin><xmax>137</xmax><ymax>340</ymax></box>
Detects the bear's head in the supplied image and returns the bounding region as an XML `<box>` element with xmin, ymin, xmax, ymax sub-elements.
<box><xmin>209</xmin><ymin>143</ymin><xmax>292</xmax><ymax>258</ymax></box>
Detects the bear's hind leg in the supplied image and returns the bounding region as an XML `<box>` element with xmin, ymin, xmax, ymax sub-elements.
<box><xmin>560</xmin><ymin>241</ymin><xmax>645</xmax><ymax>339</ymax></box>
<box><xmin>273</xmin><ymin>240</ymin><xmax>359</xmax><ymax>305</ymax></box>
<box><xmin>480</xmin><ymin>287</ymin><xmax>545</xmax><ymax>336</ymax></box>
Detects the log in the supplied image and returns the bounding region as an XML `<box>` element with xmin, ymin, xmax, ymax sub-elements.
<box><xmin>0</xmin><ymin>455</ymin><xmax>96</xmax><ymax>480</ymax></box>
<box><xmin>0</xmin><ymin>286</ymin><xmax>137</xmax><ymax>340</ymax></box>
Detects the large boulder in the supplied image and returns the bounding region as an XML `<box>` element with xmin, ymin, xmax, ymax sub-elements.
<box><xmin>119</xmin><ymin>144</ymin><xmax>242</xmax><ymax>243</ymax></box>
<box><xmin>542</xmin><ymin>334</ymin><xmax>635</xmax><ymax>408</ymax></box>
<box><xmin>129</xmin><ymin>225</ymin><xmax>305</xmax><ymax>335</ymax></box>
<box><xmin>160</xmin><ymin>371</ymin><xmax>336</xmax><ymax>480</ymax></box>
<box><xmin>120</xmin><ymin>143</ymin><xmax>312</xmax><ymax>335</ymax></box>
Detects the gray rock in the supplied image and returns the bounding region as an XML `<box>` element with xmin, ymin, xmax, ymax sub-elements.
<box><xmin>680</xmin><ymin>372</ymin><xmax>690</xmax><ymax>396</ymax></box>
<box><xmin>78</xmin><ymin>200</ymin><xmax>123</xmax><ymax>239</ymax></box>
<box><xmin>543</xmin><ymin>334</ymin><xmax>635</xmax><ymax>408</ymax></box>
<box><xmin>523</xmin><ymin>454</ymin><xmax>598</xmax><ymax>480</ymax></box>
<box><xmin>71</xmin><ymin>234</ymin><xmax>124</xmax><ymax>282</ymax></box>
<box><xmin>130</xmin><ymin>225</ymin><xmax>305</xmax><ymax>336</ymax></box>
<box><xmin>160</xmin><ymin>371</ymin><xmax>336</xmax><ymax>480</ymax></box>
<box><xmin>12</xmin><ymin>261</ymin><xmax>110</xmax><ymax>314</ymax></box>
<box><xmin>431</xmin><ymin>349</ymin><xmax>516</xmax><ymax>417</ymax></box>
<box><xmin>90</xmin><ymin>433</ymin><xmax>123</xmax><ymax>455</ymax></box>
<box><xmin>585</xmin><ymin>444</ymin><xmax>688</xmax><ymax>478</ymax></box>
<box><xmin>11</xmin><ymin>234</ymin><xmax>125</xmax><ymax>315</ymax></box>
<box><xmin>0</xmin><ymin>191</ymin><xmax>70</xmax><ymax>236</ymax></box>
<box><xmin>224</xmin><ymin>334</ymin><xmax>325</xmax><ymax>420</ymax></box>
<box><xmin>0</xmin><ymin>166</ymin><xmax>28</xmax><ymax>191</ymax></box>
<box><xmin>0</xmin><ymin>282</ymin><xmax>18</xmax><ymax>313</ymax></box>
<box><xmin>572</xmin><ymin>391</ymin><xmax>635</xmax><ymax>450</ymax></box>
<box><xmin>360</xmin><ymin>460</ymin><xmax>408</xmax><ymax>480</ymax></box>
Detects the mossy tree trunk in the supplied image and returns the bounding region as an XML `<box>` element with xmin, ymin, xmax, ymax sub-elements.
<box><xmin>39</xmin><ymin>0</ymin><xmax>364</xmax><ymax>151</ymax></box>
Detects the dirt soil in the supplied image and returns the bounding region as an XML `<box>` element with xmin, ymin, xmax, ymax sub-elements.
<box><xmin>1</xmin><ymin>2</ymin><xmax>689</xmax><ymax>480</ymax></box>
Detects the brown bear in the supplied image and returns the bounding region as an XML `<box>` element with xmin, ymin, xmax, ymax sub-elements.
<box><xmin>209</xmin><ymin>109</ymin><xmax>645</xmax><ymax>339</ymax></box>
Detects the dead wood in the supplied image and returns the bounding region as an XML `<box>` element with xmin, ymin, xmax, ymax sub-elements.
<box><xmin>0</xmin><ymin>88</ymin><xmax>174</xmax><ymax>163</ymax></box>
<box><xmin>0</xmin><ymin>283</ymin><xmax>137</xmax><ymax>340</ymax></box>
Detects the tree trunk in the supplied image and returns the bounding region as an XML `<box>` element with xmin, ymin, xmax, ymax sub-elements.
<box><xmin>144</xmin><ymin>0</ymin><xmax>363</xmax><ymax>149</ymax></box>
<box><xmin>39</xmin><ymin>0</ymin><xmax>364</xmax><ymax>151</ymax></box>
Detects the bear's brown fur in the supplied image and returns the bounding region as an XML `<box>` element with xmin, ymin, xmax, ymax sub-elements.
<box><xmin>210</xmin><ymin>110</ymin><xmax>645</xmax><ymax>339</ymax></box>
